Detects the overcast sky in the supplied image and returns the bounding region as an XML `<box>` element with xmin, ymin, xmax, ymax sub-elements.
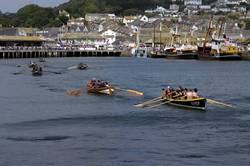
<box><xmin>0</xmin><ymin>0</ymin><xmax>69</xmax><ymax>13</ymax></box>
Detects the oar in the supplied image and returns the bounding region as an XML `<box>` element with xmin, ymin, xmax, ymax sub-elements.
<box><xmin>134</xmin><ymin>96</ymin><xmax>163</xmax><ymax>107</ymax></box>
<box><xmin>17</xmin><ymin>64</ymin><xmax>28</xmax><ymax>68</ymax></box>
<box><xmin>44</xmin><ymin>71</ymin><xmax>62</xmax><ymax>74</ymax></box>
<box><xmin>66</xmin><ymin>86</ymin><xmax>85</xmax><ymax>96</ymax></box>
<box><xmin>114</xmin><ymin>87</ymin><xmax>143</xmax><ymax>96</ymax></box>
<box><xmin>13</xmin><ymin>71</ymin><xmax>25</xmax><ymax>75</ymax></box>
<box><xmin>148</xmin><ymin>99</ymin><xmax>173</xmax><ymax>108</ymax></box>
<box><xmin>207</xmin><ymin>98</ymin><xmax>235</xmax><ymax>108</ymax></box>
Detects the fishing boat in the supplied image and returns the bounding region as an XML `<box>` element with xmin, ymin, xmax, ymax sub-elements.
<box><xmin>86</xmin><ymin>80</ymin><xmax>114</xmax><ymax>95</ymax></box>
<box><xmin>197</xmin><ymin>39</ymin><xmax>241</xmax><ymax>60</ymax></box>
<box><xmin>165</xmin><ymin>45</ymin><xmax>198</xmax><ymax>59</ymax></box>
<box><xmin>162</xmin><ymin>97</ymin><xmax>207</xmax><ymax>110</ymax></box>
<box><xmin>197</xmin><ymin>16</ymin><xmax>241</xmax><ymax>61</ymax></box>
<box><xmin>150</xmin><ymin>50</ymin><xmax>167</xmax><ymax>58</ymax></box>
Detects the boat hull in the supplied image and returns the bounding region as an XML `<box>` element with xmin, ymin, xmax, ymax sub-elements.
<box><xmin>163</xmin><ymin>98</ymin><xmax>207</xmax><ymax>110</ymax></box>
<box><xmin>78</xmin><ymin>66</ymin><xmax>88</xmax><ymax>70</ymax></box>
<box><xmin>198</xmin><ymin>54</ymin><xmax>242</xmax><ymax>61</ymax></box>
<box><xmin>150</xmin><ymin>52</ymin><xmax>167</xmax><ymax>58</ymax></box>
<box><xmin>197</xmin><ymin>47</ymin><xmax>242</xmax><ymax>61</ymax></box>
<box><xmin>166</xmin><ymin>52</ymin><xmax>198</xmax><ymax>59</ymax></box>
<box><xmin>87</xmin><ymin>87</ymin><xmax>114</xmax><ymax>95</ymax></box>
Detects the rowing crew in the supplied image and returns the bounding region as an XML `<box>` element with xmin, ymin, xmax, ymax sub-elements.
<box><xmin>161</xmin><ymin>86</ymin><xmax>199</xmax><ymax>100</ymax></box>
<box><xmin>87</xmin><ymin>79</ymin><xmax>110</xmax><ymax>89</ymax></box>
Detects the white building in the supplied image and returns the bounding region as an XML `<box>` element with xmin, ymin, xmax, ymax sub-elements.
<box><xmin>101</xmin><ymin>29</ymin><xmax>116</xmax><ymax>44</ymax></box>
<box><xmin>184</xmin><ymin>0</ymin><xmax>202</xmax><ymax>5</ymax></box>
<box><xmin>199</xmin><ymin>5</ymin><xmax>211</xmax><ymax>10</ymax></box>
<box><xmin>170</xmin><ymin>4</ymin><xmax>180</xmax><ymax>11</ymax></box>
<box><xmin>140</xmin><ymin>15</ymin><xmax>149</xmax><ymax>22</ymax></box>
<box><xmin>123</xmin><ymin>16</ymin><xmax>137</xmax><ymax>25</ymax></box>
<box><xmin>145</xmin><ymin>6</ymin><xmax>167</xmax><ymax>14</ymax></box>
<box><xmin>85</xmin><ymin>13</ymin><xmax>116</xmax><ymax>22</ymax></box>
<box><xmin>225</xmin><ymin>0</ymin><xmax>241</xmax><ymax>5</ymax></box>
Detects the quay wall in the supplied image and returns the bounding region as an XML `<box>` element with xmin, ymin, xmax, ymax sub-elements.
<box><xmin>0</xmin><ymin>49</ymin><xmax>122</xmax><ymax>59</ymax></box>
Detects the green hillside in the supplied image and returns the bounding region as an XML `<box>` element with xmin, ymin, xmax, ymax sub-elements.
<box><xmin>0</xmin><ymin>0</ymin><xmax>218</xmax><ymax>28</ymax></box>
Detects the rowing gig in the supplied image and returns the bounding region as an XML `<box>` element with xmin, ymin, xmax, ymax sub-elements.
<box><xmin>87</xmin><ymin>79</ymin><xmax>114</xmax><ymax>95</ymax></box>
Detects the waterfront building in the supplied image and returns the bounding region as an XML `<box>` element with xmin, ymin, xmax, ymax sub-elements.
<box><xmin>0</xmin><ymin>36</ymin><xmax>44</xmax><ymax>47</ymax></box>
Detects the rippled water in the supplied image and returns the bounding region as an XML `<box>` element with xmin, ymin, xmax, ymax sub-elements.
<box><xmin>0</xmin><ymin>57</ymin><xmax>250</xmax><ymax>166</ymax></box>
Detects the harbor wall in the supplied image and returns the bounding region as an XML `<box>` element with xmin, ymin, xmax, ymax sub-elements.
<box><xmin>0</xmin><ymin>50</ymin><xmax>121</xmax><ymax>59</ymax></box>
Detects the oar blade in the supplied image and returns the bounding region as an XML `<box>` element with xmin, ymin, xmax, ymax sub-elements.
<box><xmin>113</xmin><ymin>87</ymin><xmax>144</xmax><ymax>96</ymax></box>
<box><xmin>127</xmin><ymin>89</ymin><xmax>144</xmax><ymax>96</ymax></box>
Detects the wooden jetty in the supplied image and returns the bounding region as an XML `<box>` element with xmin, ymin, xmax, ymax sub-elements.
<box><xmin>0</xmin><ymin>49</ymin><xmax>121</xmax><ymax>59</ymax></box>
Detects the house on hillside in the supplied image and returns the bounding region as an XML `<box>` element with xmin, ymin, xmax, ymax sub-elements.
<box><xmin>145</xmin><ymin>6</ymin><xmax>167</xmax><ymax>14</ymax></box>
<box><xmin>184</xmin><ymin>0</ymin><xmax>202</xmax><ymax>6</ymax></box>
<box><xmin>66</xmin><ymin>18</ymin><xmax>89</xmax><ymax>33</ymax></box>
<box><xmin>140</xmin><ymin>15</ymin><xmax>149</xmax><ymax>23</ymax></box>
<box><xmin>169</xmin><ymin>4</ymin><xmax>180</xmax><ymax>13</ymax></box>
<box><xmin>101</xmin><ymin>29</ymin><xmax>116</xmax><ymax>44</ymax></box>
<box><xmin>85</xmin><ymin>13</ymin><xmax>116</xmax><ymax>22</ymax></box>
<box><xmin>123</xmin><ymin>16</ymin><xmax>137</xmax><ymax>25</ymax></box>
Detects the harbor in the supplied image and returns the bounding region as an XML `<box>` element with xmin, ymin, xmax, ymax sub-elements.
<box><xmin>1</xmin><ymin>0</ymin><xmax>250</xmax><ymax>165</ymax></box>
<box><xmin>1</xmin><ymin>57</ymin><xmax>250</xmax><ymax>166</ymax></box>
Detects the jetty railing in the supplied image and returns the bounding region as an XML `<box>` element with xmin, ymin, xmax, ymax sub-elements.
<box><xmin>0</xmin><ymin>46</ymin><xmax>122</xmax><ymax>59</ymax></box>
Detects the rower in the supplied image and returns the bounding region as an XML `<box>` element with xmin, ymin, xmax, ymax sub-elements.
<box><xmin>192</xmin><ymin>88</ymin><xmax>199</xmax><ymax>98</ymax></box>
<box><xmin>161</xmin><ymin>88</ymin><xmax>165</xmax><ymax>98</ymax></box>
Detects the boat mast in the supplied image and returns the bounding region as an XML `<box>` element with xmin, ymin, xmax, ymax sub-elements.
<box><xmin>218</xmin><ymin>17</ymin><xmax>225</xmax><ymax>39</ymax></box>
<box><xmin>160</xmin><ymin>22</ymin><xmax>162</xmax><ymax>51</ymax></box>
<box><xmin>202</xmin><ymin>15</ymin><xmax>213</xmax><ymax>55</ymax></box>
<box><xmin>153</xmin><ymin>23</ymin><xmax>156</xmax><ymax>51</ymax></box>
<box><xmin>136</xmin><ymin>27</ymin><xmax>140</xmax><ymax>49</ymax></box>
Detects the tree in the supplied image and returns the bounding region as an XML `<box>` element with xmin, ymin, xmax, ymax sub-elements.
<box><xmin>58</xmin><ymin>15</ymin><xmax>69</xmax><ymax>25</ymax></box>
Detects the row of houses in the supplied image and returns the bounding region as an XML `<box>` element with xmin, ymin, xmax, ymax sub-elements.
<box><xmin>1</xmin><ymin>7</ymin><xmax>250</xmax><ymax>48</ymax></box>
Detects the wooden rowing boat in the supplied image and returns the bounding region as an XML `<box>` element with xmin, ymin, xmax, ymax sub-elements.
<box><xmin>87</xmin><ymin>86</ymin><xmax>114</xmax><ymax>95</ymax></box>
<box><xmin>32</xmin><ymin>66</ymin><xmax>43</xmax><ymax>76</ymax></box>
<box><xmin>77</xmin><ymin>63</ymin><xmax>88</xmax><ymax>70</ymax></box>
<box><xmin>162</xmin><ymin>97</ymin><xmax>207</xmax><ymax>110</ymax></box>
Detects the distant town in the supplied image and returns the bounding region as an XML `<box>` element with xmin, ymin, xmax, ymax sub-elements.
<box><xmin>0</xmin><ymin>0</ymin><xmax>249</xmax><ymax>59</ymax></box>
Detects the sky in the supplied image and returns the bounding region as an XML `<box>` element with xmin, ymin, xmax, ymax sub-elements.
<box><xmin>0</xmin><ymin>0</ymin><xmax>69</xmax><ymax>13</ymax></box>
